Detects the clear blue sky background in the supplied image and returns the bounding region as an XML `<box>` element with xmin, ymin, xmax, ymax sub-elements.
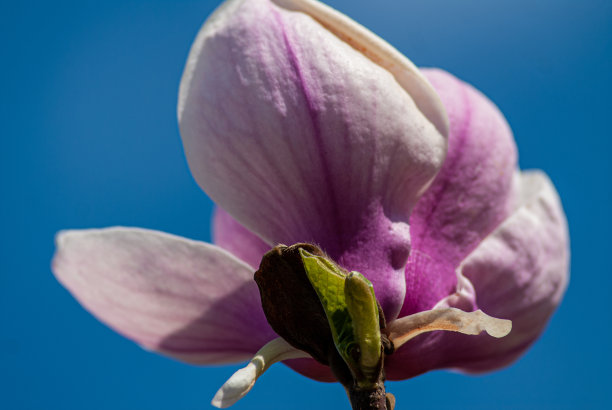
<box><xmin>1</xmin><ymin>0</ymin><xmax>610</xmax><ymax>409</ymax></box>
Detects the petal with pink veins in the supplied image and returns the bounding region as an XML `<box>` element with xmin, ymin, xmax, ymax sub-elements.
<box><xmin>179</xmin><ymin>0</ymin><xmax>448</xmax><ymax>320</ymax></box>
<box><xmin>401</xmin><ymin>69</ymin><xmax>519</xmax><ymax>316</ymax></box>
<box><xmin>385</xmin><ymin>171</ymin><xmax>569</xmax><ymax>380</ymax></box>
<box><xmin>52</xmin><ymin>227</ymin><xmax>276</xmax><ymax>364</ymax></box>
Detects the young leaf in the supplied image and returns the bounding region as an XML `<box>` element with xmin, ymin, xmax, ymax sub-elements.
<box><xmin>299</xmin><ymin>249</ymin><xmax>382</xmax><ymax>386</ymax></box>
<box><xmin>344</xmin><ymin>271</ymin><xmax>382</xmax><ymax>384</ymax></box>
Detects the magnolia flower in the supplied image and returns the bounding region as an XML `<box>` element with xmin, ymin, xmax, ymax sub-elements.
<box><xmin>52</xmin><ymin>0</ymin><xmax>569</xmax><ymax>408</ymax></box>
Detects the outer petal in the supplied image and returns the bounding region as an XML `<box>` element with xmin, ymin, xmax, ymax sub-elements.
<box><xmin>178</xmin><ymin>0</ymin><xmax>448</xmax><ymax>318</ymax></box>
<box><xmin>401</xmin><ymin>69</ymin><xmax>519</xmax><ymax>316</ymax></box>
<box><xmin>385</xmin><ymin>171</ymin><xmax>569</xmax><ymax>379</ymax></box>
<box><xmin>52</xmin><ymin>227</ymin><xmax>276</xmax><ymax>364</ymax></box>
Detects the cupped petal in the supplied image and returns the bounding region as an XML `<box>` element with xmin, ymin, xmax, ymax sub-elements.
<box><xmin>401</xmin><ymin>69</ymin><xmax>519</xmax><ymax>316</ymax></box>
<box><xmin>453</xmin><ymin>171</ymin><xmax>569</xmax><ymax>371</ymax></box>
<box><xmin>52</xmin><ymin>227</ymin><xmax>276</xmax><ymax>364</ymax></box>
<box><xmin>179</xmin><ymin>0</ymin><xmax>447</xmax><ymax>320</ymax></box>
<box><xmin>179</xmin><ymin>0</ymin><xmax>446</xmax><ymax>246</ymax></box>
<box><xmin>385</xmin><ymin>171</ymin><xmax>569</xmax><ymax>379</ymax></box>
<box><xmin>271</xmin><ymin>0</ymin><xmax>449</xmax><ymax>137</ymax></box>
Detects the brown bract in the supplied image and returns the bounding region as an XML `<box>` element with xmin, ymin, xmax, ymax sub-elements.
<box><xmin>254</xmin><ymin>243</ymin><xmax>337</xmax><ymax>366</ymax></box>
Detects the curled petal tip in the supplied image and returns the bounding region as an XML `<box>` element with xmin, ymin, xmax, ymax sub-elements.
<box><xmin>273</xmin><ymin>0</ymin><xmax>449</xmax><ymax>137</ymax></box>
<box><xmin>386</xmin><ymin>308</ymin><xmax>512</xmax><ymax>350</ymax></box>
<box><xmin>211</xmin><ymin>364</ymin><xmax>258</xmax><ymax>408</ymax></box>
<box><xmin>53</xmin><ymin>229</ymin><xmax>69</xmax><ymax>246</ymax></box>
<box><xmin>211</xmin><ymin>337</ymin><xmax>310</xmax><ymax>408</ymax></box>
<box><xmin>475</xmin><ymin>310</ymin><xmax>512</xmax><ymax>338</ymax></box>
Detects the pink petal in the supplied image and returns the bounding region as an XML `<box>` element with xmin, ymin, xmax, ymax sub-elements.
<box><xmin>401</xmin><ymin>69</ymin><xmax>519</xmax><ymax>316</ymax></box>
<box><xmin>213</xmin><ymin>207</ymin><xmax>270</xmax><ymax>270</ymax></box>
<box><xmin>211</xmin><ymin>209</ymin><xmax>356</xmax><ymax>382</ymax></box>
<box><xmin>385</xmin><ymin>171</ymin><xmax>569</xmax><ymax>379</ymax></box>
<box><xmin>178</xmin><ymin>0</ymin><xmax>448</xmax><ymax>319</ymax></box>
<box><xmin>212</xmin><ymin>207</ymin><xmax>340</xmax><ymax>382</ymax></box>
<box><xmin>283</xmin><ymin>357</ymin><xmax>335</xmax><ymax>383</ymax></box>
<box><xmin>52</xmin><ymin>227</ymin><xmax>276</xmax><ymax>364</ymax></box>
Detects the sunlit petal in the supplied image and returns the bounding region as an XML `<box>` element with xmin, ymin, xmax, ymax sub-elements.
<box><xmin>52</xmin><ymin>227</ymin><xmax>276</xmax><ymax>364</ymax></box>
<box><xmin>178</xmin><ymin>0</ymin><xmax>448</xmax><ymax>319</ymax></box>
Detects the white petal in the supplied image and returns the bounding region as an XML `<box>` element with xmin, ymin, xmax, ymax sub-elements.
<box><xmin>211</xmin><ymin>337</ymin><xmax>310</xmax><ymax>408</ymax></box>
<box><xmin>386</xmin><ymin>308</ymin><xmax>512</xmax><ymax>349</ymax></box>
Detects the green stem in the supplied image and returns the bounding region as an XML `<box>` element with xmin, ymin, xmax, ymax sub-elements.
<box><xmin>329</xmin><ymin>349</ymin><xmax>394</xmax><ymax>410</ymax></box>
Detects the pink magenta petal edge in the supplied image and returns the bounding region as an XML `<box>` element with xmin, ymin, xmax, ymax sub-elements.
<box><xmin>384</xmin><ymin>171</ymin><xmax>569</xmax><ymax>380</ymax></box>
<box><xmin>401</xmin><ymin>68</ymin><xmax>519</xmax><ymax>315</ymax></box>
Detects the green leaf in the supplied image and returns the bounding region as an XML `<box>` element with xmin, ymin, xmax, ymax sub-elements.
<box><xmin>344</xmin><ymin>271</ymin><xmax>382</xmax><ymax>381</ymax></box>
<box><xmin>299</xmin><ymin>249</ymin><xmax>382</xmax><ymax>386</ymax></box>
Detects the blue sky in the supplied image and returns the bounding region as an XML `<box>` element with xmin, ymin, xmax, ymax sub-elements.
<box><xmin>1</xmin><ymin>0</ymin><xmax>610</xmax><ymax>409</ymax></box>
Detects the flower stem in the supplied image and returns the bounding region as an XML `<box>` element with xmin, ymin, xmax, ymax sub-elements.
<box><xmin>347</xmin><ymin>383</ymin><xmax>390</xmax><ymax>410</ymax></box>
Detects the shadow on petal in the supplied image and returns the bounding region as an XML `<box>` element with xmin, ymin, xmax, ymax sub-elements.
<box><xmin>157</xmin><ymin>280</ymin><xmax>278</xmax><ymax>365</ymax></box>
